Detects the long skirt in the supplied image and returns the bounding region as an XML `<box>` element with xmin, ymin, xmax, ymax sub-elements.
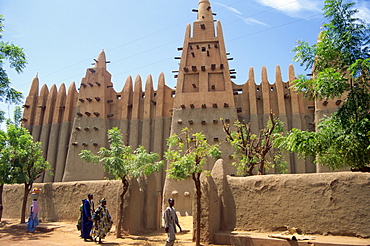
<box><xmin>27</xmin><ymin>212</ymin><xmax>39</xmax><ymax>232</ymax></box>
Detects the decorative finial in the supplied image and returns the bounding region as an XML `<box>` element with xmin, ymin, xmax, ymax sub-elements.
<box><xmin>94</xmin><ymin>49</ymin><xmax>107</xmax><ymax>69</ymax></box>
<box><xmin>197</xmin><ymin>0</ymin><xmax>213</xmax><ymax>21</ymax></box>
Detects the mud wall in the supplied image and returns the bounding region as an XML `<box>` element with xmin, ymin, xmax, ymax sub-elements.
<box><xmin>2</xmin><ymin>178</ymin><xmax>161</xmax><ymax>234</ymax></box>
<box><xmin>3</xmin><ymin>164</ymin><xmax>369</xmax><ymax>239</ymax></box>
<box><xmin>200</xmin><ymin>159</ymin><xmax>370</xmax><ymax>243</ymax></box>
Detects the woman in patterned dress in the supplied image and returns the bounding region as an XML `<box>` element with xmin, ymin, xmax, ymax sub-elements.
<box><xmin>91</xmin><ymin>198</ymin><xmax>113</xmax><ymax>244</ymax></box>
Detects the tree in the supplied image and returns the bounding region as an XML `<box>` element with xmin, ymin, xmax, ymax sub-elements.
<box><xmin>1</xmin><ymin>123</ymin><xmax>50</xmax><ymax>223</ymax></box>
<box><xmin>0</xmin><ymin>128</ymin><xmax>9</xmax><ymax>221</ymax></box>
<box><xmin>0</xmin><ymin>106</ymin><xmax>49</xmax><ymax>222</ymax></box>
<box><xmin>276</xmin><ymin>0</ymin><xmax>370</xmax><ymax>170</ymax></box>
<box><xmin>0</xmin><ymin>106</ymin><xmax>22</xmax><ymax>221</ymax></box>
<box><xmin>164</xmin><ymin>128</ymin><xmax>221</xmax><ymax>246</ymax></box>
<box><xmin>5</xmin><ymin>105</ymin><xmax>22</xmax><ymax>126</ymax></box>
<box><xmin>0</xmin><ymin>111</ymin><xmax>5</xmax><ymax>125</ymax></box>
<box><xmin>0</xmin><ymin>16</ymin><xmax>26</xmax><ymax>111</ymax></box>
<box><xmin>79</xmin><ymin>127</ymin><xmax>163</xmax><ymax>238</ymax></box>
<box><xmin>222</xmin><ymin>112</ymin><xmax>287</xmax><ymax>176</ymax></box>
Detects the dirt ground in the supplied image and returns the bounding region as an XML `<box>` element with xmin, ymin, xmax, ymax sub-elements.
<box><xmin>1</xmin><ymin>216</ymin><xmax>370</xmax><ymax>246</ymax></box>
<box><xmin>0</xmin><ymin>216</ymin><xmax>198</xmax><ymax>246</ymax></box>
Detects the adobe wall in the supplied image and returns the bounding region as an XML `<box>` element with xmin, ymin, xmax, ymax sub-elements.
<box><xmin>200</xmin><ymin>159</ymin><xmax>370</xmax><ymax>243</ymax></box>
<box><xmin>2</xmin><ymin>178</ymin><xmax>161</xmax><ymax>234</ymax></box>
<box><xmin>3</xmin><ymin>163</ymin><xmax>369</xmax><ymax>240</ymax></box>
<box><xmin>22</xmin><ymin>63</ymin><xmax>174</xmax><ymax>184</ymax></box>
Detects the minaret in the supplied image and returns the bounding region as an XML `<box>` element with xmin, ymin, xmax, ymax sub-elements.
<box><xmin>22</xmin><ymin>74</ymin><xmax>39</xmax><ymax>132</ymax></box>
<box><xmin>62</xmin><ymin>50</ymin><xmax>113</xmax><ymax>182</ymax></box>
<box><xmin>164</xmin><ymin>0</ymin><xmax>238</xmax><ymax>215</ymax></box>
<box><xmin>173</xmin><ymin>0</ymin><xmax>235</xmax><ymax>108</ymax></box>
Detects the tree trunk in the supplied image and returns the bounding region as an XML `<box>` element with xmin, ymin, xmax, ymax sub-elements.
<box><xmin>116</xmin><ymin>177</ymin><xmax>129</xmax><ymax>238</ymax></box>
<box><xmin>0</xmin><ymin>184</ymin><xmax>4</xmax><ymax>222</ymax></box>
<box><xmin>258</xmin><ymin>159</ymin><xmax>265</xmax><ymax>175</ymax></box>
<box><xmin>21</xmin><ymin>182</ymin><xmax>32</xmax><ymax>223</ymax></box>
<box><xmin>247</xmin><ymin>164</ymin><xmax>254</xmax><ymax>176</ymax></box>
<box><xmin>192</xmin><ymin>173</ymin><xmax>202</xmax><ymax>246</ymax></box>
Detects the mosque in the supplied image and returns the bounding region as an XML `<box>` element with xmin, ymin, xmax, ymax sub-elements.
<box><xmin>21</xmin><ymin>0</ymin><xmax>339</xmax><ymax>213</ymax></box>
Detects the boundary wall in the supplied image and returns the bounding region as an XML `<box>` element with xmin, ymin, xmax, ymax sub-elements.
<box><xmin>2</xmin><ymin>178</ymin><xmax>161</xmax><ymax>234</ymax></box>
<box><xmin>199</xmin><ymin>159</ymin><xmax>370</xmax><ymax>243</ymax></box>
<box><xmin>3</xmin><ymin>162</ymin><xmax>369</xmax><ymax>241</ymax></box>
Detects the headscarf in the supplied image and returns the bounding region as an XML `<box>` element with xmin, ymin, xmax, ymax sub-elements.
<box><xmin>99</xmin><ymin>198</ymin><xmax>106</xmax><ymax>204</ymax></box>
<box><xmin>32</xmin><ymin>200</ymin><xmax>40</xmax><ymax>218</ymax></box>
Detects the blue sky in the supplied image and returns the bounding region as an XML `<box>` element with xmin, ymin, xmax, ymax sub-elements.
<box><xmin>1</xmin><ymin>0</ymin><xmax>370</xmax><ymax>120</ymax></box>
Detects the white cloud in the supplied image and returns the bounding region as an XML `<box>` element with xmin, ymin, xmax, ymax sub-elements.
<box><xmin>241</xmin><ymin>17</ymin><xmax>270</xmax><ymax>27</ymax></box>
<box><xmin>355</xmin><ymin>1</ymin><xmax>370</xmax><ymax>23</ymax></box>
<box><xmin>258</xmin><ymin>0</ymin><xmax>302</xmax><ymax>12</ymax></box>
<box><xmin>215</xmin><ymin>2</ymin><xmax>242</xmax><ymax>15</ymax></box>
<box><xmin>254</xmin><ymin>0</ymin><xmax>322</xmax><ymax>17</ymax></box>
<box><xmin>215</xmin><ymin>2</ymin><xmax>269</xmax><ymax>27</ymax></box>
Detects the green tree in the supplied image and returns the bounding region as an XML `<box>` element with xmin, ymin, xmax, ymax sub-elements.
<box><xmin>0</xmin><ymin>106</ymin><xmax>22</xmax><ymax>221</ymax></box>
<box><xmin>0</xmin><ymin>16</ymin><xmax>26</xmax><ymax>109</ymax></box>
<box><xmin>164</xmin><ymin>128</ymin><xmax>221</xmax><ymax>246</ymax></box>
<box><xmin>1</xmin><ymin>123</ymin><xmax>50</xmax><ymax>223</ymax></box>
<box><xmin>277</xmin><ymin>0</ymin><xmax>370</xmax><ymax>170</ymax></box>
<box><xmin>0</xmin><ymin>128</ymin><xmax>9</xmax><ymax>221</ymax></box>
<box><xmin>223</xmin><ymin>112</ymin><xmax>287</xmax><ymax>176</ymax></box>
<box><xmin>0</xmin><ymin>111</ymin><xmax>5</xmax><ymax>125</ymax></box>
<box><xmin>79</xmin><ymin>127</ymin><xmax>163</xmax><ymax>238</ymax></box>
<box><xmin>5</xmin><ymin>105</ymin><xmax>22</xmax><ymax>126</ymax></box>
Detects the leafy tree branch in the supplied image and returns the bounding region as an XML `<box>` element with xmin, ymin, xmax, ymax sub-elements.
<box><xmin>80</xmin><ymin>127</ymin><xmax>163</xmax><ymax>238</ymax></box>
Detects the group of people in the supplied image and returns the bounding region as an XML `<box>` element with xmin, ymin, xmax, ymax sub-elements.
<box><xmin>78</xmin><ymin>194</ymin><xmax>113</xmax><ymax>244</ymax></box>
<box><xmin>78</xmin><ymin>196</ymin><xmax>182</xmax><ymax>246</ymax></box>
<box><xmin>28</xmin><ymin>192</ymin><xmax>181</xmax><ymax>245</ymax></box>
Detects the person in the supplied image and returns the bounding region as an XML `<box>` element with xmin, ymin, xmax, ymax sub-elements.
<box><xmin>27</xmin><ymin>198</ymin><xmax>40</xmax><ymax>232</ymax></box>
<box><xmin>163</xmin><ymin>198</ymin><xmax>181</xmax><ymax>246</ymax></box>
<box><xmin>90</xmin><ymin>198</ymin><xmax>113</xmax><ymax>244</ymax></box>
<box><xmin>77</xmin><ymin>199</ymin><xmax>84</xmax><ymax>235</ymax></box>
<box><xmin>81</xmin><ymin>194</ymin><xmax>94</xmax><ymax>241</ymax></box>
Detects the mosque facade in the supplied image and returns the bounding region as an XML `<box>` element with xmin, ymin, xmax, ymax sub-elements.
<box><xmin>22</xmin><ymin>0</ymin><xmax>339</xmax><ymax>206</ymax></box>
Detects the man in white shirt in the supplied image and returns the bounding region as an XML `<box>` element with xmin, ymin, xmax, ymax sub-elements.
<box><xmin>164</xmin><ymin>198</ymin><xmax>182</xmax><ymax>246</ymax></box>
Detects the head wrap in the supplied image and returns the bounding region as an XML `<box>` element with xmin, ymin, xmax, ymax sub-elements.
<box><xmin>99</xmin><ymin>198</ymin><xmax>106</xmax><ymax>204</ymax></box>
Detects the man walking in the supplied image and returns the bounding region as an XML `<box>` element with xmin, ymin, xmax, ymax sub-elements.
<box><xmin>164</xmin><ymin>198</ymin><xmax>181</xmax><ymax>246</ymax></box>
<box><xmin>81</xmin><ymin>194</ymin><xmax>94</xmax><ymax>241</ymax></box>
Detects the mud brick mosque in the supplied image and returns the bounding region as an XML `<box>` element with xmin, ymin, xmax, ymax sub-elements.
<box><xmin>21</xmin><ymin>0</ymin><xmax>340</xmax><ymax>212</ymax></box>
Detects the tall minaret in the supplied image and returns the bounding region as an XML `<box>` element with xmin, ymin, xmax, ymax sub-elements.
<box><xmin>164</xmin><ymin>0</ymin><xmax>238</xmax><ymax>215</ymax></box>
<box><xmin>173</xmin><ymin>0</ymin><xmax>235</xmax><ymax>108</ymax></box>
<box><xmin>62</xmin><ymin>50</ymin><xmax>113</xmax><ymax>181</ymax></box>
